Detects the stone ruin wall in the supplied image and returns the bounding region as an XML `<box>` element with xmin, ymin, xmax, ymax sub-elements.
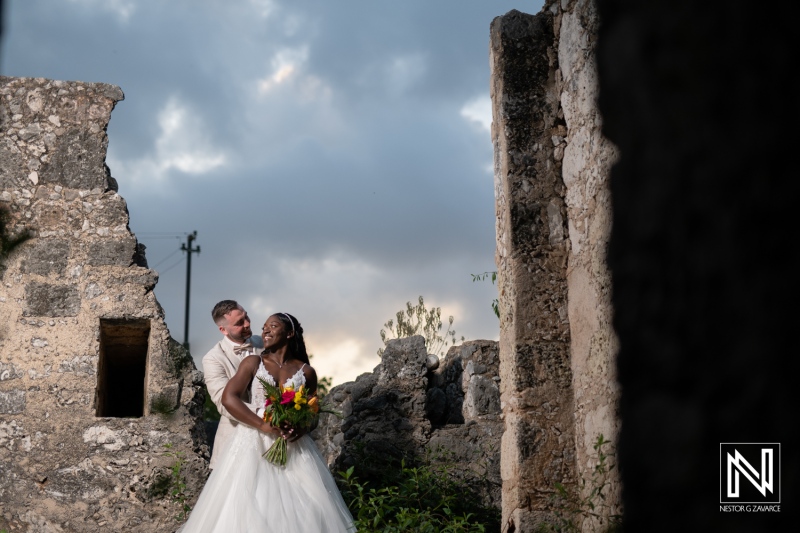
<box><xmin>314</xmin><ymin>336</ymin><xmax>504</xmax><ymax>511</ymax></box>
<box><xmin>0</xmin><ymin>4</ymin><xmax>624</xmax><ymax>529</ymax></box>
<box><xmin>0</xmin><ymin>77</ymin><xmax>208</xmax><ymax>533</ymax></box>
<box><xmin>491</xmin><ymin>1</ymin><xmax>620</xmax><ymax>531</ymax></box>
<box><xmin>0</xmin><ymin>76</ymin><xmax>508</xmax><ymax>532</ymax></box>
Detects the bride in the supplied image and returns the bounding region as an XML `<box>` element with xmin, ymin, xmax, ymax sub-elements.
<box><xmin>181</xmin><ymin>312</ymin><xmax>356</xmax><ymax>532</ymax></box>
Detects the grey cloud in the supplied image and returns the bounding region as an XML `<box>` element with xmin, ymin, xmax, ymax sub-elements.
<box><xmin>3</xmin><ymin>0</ymin><xmax>540</xmax><ymax>384</ymax></box>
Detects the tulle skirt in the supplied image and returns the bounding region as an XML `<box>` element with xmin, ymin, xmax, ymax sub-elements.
<box><xmin>180</xmin><ymin>425</ymin><xmax>356</xmax><ymax>533</ymax></box>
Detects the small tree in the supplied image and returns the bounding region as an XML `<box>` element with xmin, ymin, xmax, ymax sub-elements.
<box><xmin>378</xmin><ymin>296</ymin><xmax>462</xmax><ymax>357</ymax></box>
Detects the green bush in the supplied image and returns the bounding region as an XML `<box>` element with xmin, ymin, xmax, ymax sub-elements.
<box><xmin>378</xmin><ymin>296</ymin><xmax>463</xmax><ymax>357</ymax></box>
<box><xmin>338</xmin><ymin>452</ymin><xmax>500</xmax><ymax>533</ymax></box>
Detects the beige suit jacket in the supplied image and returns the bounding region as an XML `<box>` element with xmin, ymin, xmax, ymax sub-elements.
<box><xmin>202</xmin><ymin>336</ymin><xmax>262</xmax><ymax>469</ymax></box>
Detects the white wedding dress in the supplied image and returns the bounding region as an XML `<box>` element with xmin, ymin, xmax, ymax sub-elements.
<box><xmin>181</xmin><ymin>362</ymin><xmax>356</xmax><ymax>532</ymax></box>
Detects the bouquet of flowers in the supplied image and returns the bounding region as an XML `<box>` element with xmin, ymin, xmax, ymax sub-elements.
<box><xmin>257</xmin><ymin>377</ymin><xmax>329</xmax><ymax>466</ymax></box>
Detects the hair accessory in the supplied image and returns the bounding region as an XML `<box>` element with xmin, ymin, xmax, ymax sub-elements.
<box><xmin>280</xmin><ymin>313</ymin><xmax>295</xmax><ymax>334</ymax></box>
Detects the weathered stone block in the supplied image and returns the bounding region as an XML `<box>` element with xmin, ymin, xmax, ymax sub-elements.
<box><xmin>0</xmin><ymin>362</ymin><xmax>23</xmax><ymax>381</ymax></box>
<box><xmin>31</xmin><ymin>202</ymin><xmax>67</xmax><ymax>228</ymax></box>
<box><xmin>0</xmin><ymin>141</ymin><xmax>26</xmax><ymax>188</ymax></box>
<box><xmin>19</xmin><ymin>238</ymin><xmax>70</xmax><ymax>276</ymax></box>
<box><xmin>88</xmin><ymin>194</ymin><xmax>130</xmax><ymax>227</ymax></box>
<box><xmin>0</xmin><ymin>389</ymin><xmax>26</xmax><ymax>414</ymax></box>
<box><xmin>118</xmin><ymin>269</ymin><xmax>158</xmax><ymax>291</ymax></box>
<box><xmin>87</xmin><ymin>236</ymin><xmax>135</xmax><ymax>266</ymax></box>
<box><xmin>57</xmin><ymin>356</ymin><xmax>97</xmax><ymax>374</ymax></box>
<box><xmin>464</xmin><ymin>375</ymin><xmax>500</xmax><ymax>417</ymax></box>
<box><xmin>24</xmin><ymin>282</ymin><xmax>80</xmax><ymax>316</ymax></box>
<box><xmin>39</xmin><ymin>128</ymin><xmax>111</xmax><ymax>190</ymax></box>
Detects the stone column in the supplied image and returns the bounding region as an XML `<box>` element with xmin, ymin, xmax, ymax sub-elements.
<box><xmin>557</xmin><ymin>0</ymin><xmax>621</xmax><ymax>528</ymax></box>
<box><xmin>490</xmin><ymin>10</ymin><xmax>575</xmax><ymax>532</ymax></box>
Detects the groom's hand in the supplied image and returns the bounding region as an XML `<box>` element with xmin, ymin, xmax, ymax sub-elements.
<box><xmin>279</xmin><ymin>424</ymin><xmax>305</xmax><ymax>442</ymax></box>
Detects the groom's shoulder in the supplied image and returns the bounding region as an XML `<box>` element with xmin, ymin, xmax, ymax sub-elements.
<box><xmin>202</xmin><ymin>339</ymin><xmax>226</xmax><ymax>361</ymax></box>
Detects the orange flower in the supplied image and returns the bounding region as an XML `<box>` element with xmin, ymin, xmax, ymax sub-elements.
<box><xmin>308</xmin><ymin>396</ymin><xmax>319</xmax><ymax>414</ymax></box>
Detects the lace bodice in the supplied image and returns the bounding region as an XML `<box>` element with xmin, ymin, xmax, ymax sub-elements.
<box><xmin>251</xmin><ymin>360</ymin><xmax>307</xmax><ymax>409</ymax></box>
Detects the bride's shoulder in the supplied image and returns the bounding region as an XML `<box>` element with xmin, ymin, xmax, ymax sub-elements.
<box><xmin>239</xmin><ymin>354</ymin><xmax>262</xmax><ymax>370</ymax></box>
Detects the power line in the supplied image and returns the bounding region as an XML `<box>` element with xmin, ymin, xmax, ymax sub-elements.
<box><xmin>151</xmin><ymin>247</ymin><xmax>182</xmax><ymax>269</ymax></box>
<box><xmin>157</xmin><ymin>256</ymin><xmax>185</xmax><ymax>276</ymax></box>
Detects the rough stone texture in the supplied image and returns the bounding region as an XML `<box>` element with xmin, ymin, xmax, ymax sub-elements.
<box><xmin>491</xmin><ymin>2</ymin><xmax>621</xmax><ymax>531</ymax></box>
<box><xmin>597</xmin><ymin>0</ymin><xmax>797</xmax><ymax>530</ymax></box>
<box><xmin>555</xmin><ymin>0</ymin><xmax>621</xmax><ymax>528</ymax></box>
<box><xmin>490</xmin><ymin>7</ymin><xmax>577</xmax><ymax>532</ymax></box>
<box><xmin>427</xmin><ymin>340</ymin><xmax>503</xmax><ymax>508</ymax></box>
<box><xmin>313</xmin><ymin>336</ymin><xmax>502</xmax><ymax>510</ymax></box>
<box><xmin>0</xmin><ymin>77</ymin><xmax>208</xmax><ymax>533</ymax></box>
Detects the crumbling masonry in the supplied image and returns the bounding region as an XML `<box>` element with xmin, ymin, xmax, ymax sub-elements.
<box><xmin>0</xmin><ymin>77</ymin><xmax>208</xmax><ymax>533</ymax></box>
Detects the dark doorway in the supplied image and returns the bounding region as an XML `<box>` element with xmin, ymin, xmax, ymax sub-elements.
<box><xmin>96</xmin><ymin>319</ymin><xmax>150</xmax><ymax>417</ymax></box>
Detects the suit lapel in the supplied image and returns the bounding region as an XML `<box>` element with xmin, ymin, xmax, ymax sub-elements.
<box><xmin>219</xmin><ymin>341</ymin><xmax>238</xmax><ymax>370</ymax></box>
<box><xmin>219</xmin><ymin>339</ymin><xmax>253</xmax><ymax>401</ymax></box>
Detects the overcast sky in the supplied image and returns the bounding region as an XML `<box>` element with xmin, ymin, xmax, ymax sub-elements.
<box><xmin>2</xmin><ymin>0</ymin><xmax>542</xmax><ymax>386</ymax></box>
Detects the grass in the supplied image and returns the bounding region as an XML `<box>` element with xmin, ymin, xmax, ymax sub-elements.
<box><xmin>338</xmin><ymin>446</ymin><xmax>500</xmax><ymax>533</ymax></box>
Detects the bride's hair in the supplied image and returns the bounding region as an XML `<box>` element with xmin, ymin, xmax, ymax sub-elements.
<box><xmin>275</xmin><ymin>312</ymin><xmax>310</xmax><ymax>365</ymax></box>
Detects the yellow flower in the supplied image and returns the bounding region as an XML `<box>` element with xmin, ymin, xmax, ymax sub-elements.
<box><xmin>283</xmin><ymin>384</ymin><xmax>294</xmax><ymax>392</ymax></box>
<box><xmin>294</xmin><ymin>403</ymin><xmax>302</xmax><ymax>410</ymax></box>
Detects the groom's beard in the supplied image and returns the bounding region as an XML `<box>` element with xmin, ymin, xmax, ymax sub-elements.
<box><xmin>230</xmin><ymin>329</ymin><xmax>252</xmax><ymax>344</ymax></box>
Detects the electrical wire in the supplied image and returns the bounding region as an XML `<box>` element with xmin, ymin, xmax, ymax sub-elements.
<box><xmin>157</xmin><ymin>256</ymin><xmax>185</xmax><ymax>276</ymax></box>
<box><xmin>150</xmin><ymin>247</ymin><xmax>182</xmax><ymax>269</ymax></box>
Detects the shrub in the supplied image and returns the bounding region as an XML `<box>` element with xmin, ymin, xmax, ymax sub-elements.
<box><xmin>378</xmin><ymin>296</ymin><xmax>463</xmax><ymax>357</ymax></box>
<box><xmin>338</xmin><ymin>449</ymin><xmax>500</xmax><ymax>532</ymax></box>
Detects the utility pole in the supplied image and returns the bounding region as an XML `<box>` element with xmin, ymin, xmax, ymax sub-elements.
<box><xmin>181</xmin><ymin>231</ymin><xmax>200</xmax><ymax>350</ymax></box>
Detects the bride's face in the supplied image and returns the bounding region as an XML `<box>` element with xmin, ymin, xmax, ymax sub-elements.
<box><xmin>261</xmin><ymin>315</ymin><xmax>292</xmax><ymax>348</ymax></box>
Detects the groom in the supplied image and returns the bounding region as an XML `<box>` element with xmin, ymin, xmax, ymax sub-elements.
<box><xmin>202</xmin><ymin>299</ymin><xmax>263</xmax><ymax>469</ymax></box>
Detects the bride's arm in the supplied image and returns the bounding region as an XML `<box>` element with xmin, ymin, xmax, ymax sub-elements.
<box><xmin>222</xmin><ymin>356</ymin><xmax>280</xmax><ymax>436</ymax></box>
<box><xmin>285</xmin><ymin>364</ymin><xmax>320</xmax><ymax>442</ymax></box>
<box><xmin>303</xmin><ymin>364</ymin><xmax>319</xmax><ymax>397</ymax></box>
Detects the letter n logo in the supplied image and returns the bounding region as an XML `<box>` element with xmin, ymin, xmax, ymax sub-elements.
<box><xmin>720</xmin><ymin>443</ymin><xmax>780</xmax><ymax>504</ymax></box>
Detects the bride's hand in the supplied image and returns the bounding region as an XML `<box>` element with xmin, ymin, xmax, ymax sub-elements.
<box><xmin>259</xmin><ymin>419</ymin><xmax>281</xmax><ymax>437</ymax></box>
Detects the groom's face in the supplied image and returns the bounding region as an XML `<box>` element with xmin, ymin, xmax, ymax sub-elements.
<box><xmin>219</xmin><ymin>308</ymin><xmax>252</xmax><ymax>344</ymax></box>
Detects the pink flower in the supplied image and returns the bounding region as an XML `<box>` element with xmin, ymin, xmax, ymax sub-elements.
<box><xmin>264</xmin><ymin>397</ymin><xmax>272</xmax><ymax>407</ymax></box>
<box><xmin>280</xmin><ymin>390</ymin><xmax>295</xmax><ymax>405</ymax></box>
